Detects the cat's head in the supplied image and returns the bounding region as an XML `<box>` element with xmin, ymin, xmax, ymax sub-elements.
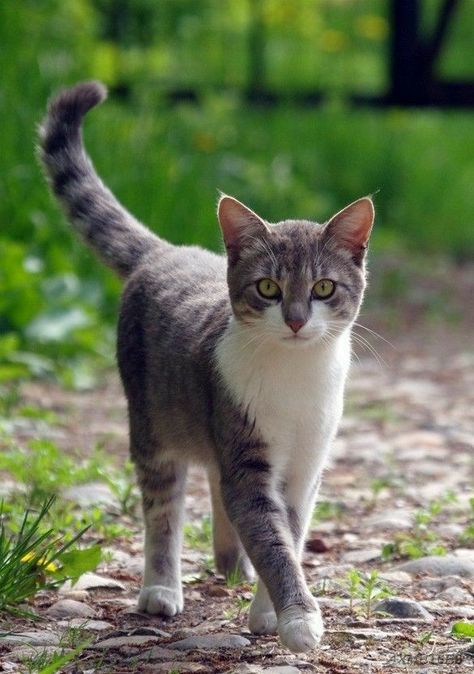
<box><xmin>218</xmin><ymin>195</ymin><xmax>374</xmax><ymax>347</ymax></box>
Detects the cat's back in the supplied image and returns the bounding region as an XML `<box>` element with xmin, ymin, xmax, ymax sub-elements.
<box><xmin>118</xmin><ymin>242</ymin><xmax>230</xmax><ymax>395</ymax></box>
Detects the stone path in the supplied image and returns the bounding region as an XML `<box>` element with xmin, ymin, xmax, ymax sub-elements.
<box><xmin>0</xmin><ymin>345</ymin><xmax>473</xmax><ymax>673</ymax></box>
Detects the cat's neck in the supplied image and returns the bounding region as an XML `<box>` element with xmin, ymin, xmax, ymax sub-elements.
<box><xmin>216</xmin><ymin>316</ymin><xmax>352</xmax><ymax>391</ymax></box>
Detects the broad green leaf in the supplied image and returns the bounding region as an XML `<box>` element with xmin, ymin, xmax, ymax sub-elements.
<box><xmin>57</xmin><ymin>545</ymin><xmax>102</xmax><ymax>580</ymax></box>
<box><xmin>451</xmin><ymin>621</ymin><xmax>474</xmax><ymax>639</ymax></box>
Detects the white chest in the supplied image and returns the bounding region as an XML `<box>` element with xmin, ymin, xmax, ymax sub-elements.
<box><xmin>216</xmin><ymin>322</ymin><xmax>351</xmax><ymax>474</ymax></box>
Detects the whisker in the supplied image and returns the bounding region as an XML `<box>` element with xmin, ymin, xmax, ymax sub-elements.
<box><xmin>352</xmin><ymin>321</ymin><xmax>396</xmax><ymax>350</ymax></box>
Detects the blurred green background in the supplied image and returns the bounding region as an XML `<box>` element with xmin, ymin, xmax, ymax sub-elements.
<box><xmin>0</xmin><ymin>0</ymin><xmax>473</xmax><ymax>384</ymax></box>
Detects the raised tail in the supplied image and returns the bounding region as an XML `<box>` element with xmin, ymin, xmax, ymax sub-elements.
<box><xmin>38</xmin><ymin>81</ymin><xmax>160</xmax><ymax>277</ymax></box>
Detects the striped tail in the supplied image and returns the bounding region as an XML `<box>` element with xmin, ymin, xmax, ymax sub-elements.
<box><xmin>38</xmin><ymin>81</ymin><xmax>160</xmax><ymax>278</ymax></box>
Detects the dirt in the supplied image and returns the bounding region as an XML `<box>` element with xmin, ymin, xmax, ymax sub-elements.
<box><xmin>1</xmin><ymin>296</ymin><xmax>473</xmax><ymax>672</ymax></box>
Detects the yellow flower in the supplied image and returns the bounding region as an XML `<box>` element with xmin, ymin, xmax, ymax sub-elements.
<box><xmin>355</xmin><ymin>15</ymin><xmax>388</xmax><ymax>41</ymax></box>
<box><xmin>320</xmin><ymin>30</ymin><xmax>348</xmax><ymax>53</ymax></box>
<box><xmin>21</xmin><ymin>552</ymin><xmax>58</xmax><ymax>573</ymax></box>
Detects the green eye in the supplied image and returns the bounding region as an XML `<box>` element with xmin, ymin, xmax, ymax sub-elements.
<box><xmin>257</xmin><ymin>278</ymin><xmax>281</xmax><ymax>299</ymax></box>
<box><xmin>313</xmin><ymin>279</ymin><xmax>335</xmax><ymax>299</ymax></box>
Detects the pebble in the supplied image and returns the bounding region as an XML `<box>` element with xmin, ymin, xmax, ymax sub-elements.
<box><xmin>418</xmin><ymin>575</ymin><xmax>464</xmax><ymax>592</ymax></box>
<box><xmin>91</xmin><ymin>635</ymin><xmax>165</xmax><ymax>649</ymax></box>
<box><xmin>143</xmin><ymin>663</ymin><xmax>206</xmax><ymax>673</ymax></box>
<box><xmin>169</xmin><ymin>633</ymin><xmax>251</xmax><ymax>650</ymax></box>
<box><xmin>343</xmin><ymin>548</ymin><xmax>381</xmax><ymax>564</ymax></box>
<box><xmin>328</xmin><ymin>627</ymin><xmax>400</xmax><ymax>641</ymax></box>
<box><xmin>46</xmin><ymin>598</ymin><xmax>95</xmax><ymax>619</ymax></box>
<box><xmin>374</xmin><ymin>597</ymin><xmax>434</xmax><ymax>621</ymax></box>
<box><xmin>306</xmin><ymin>535</ymin><xmax>329</xmax><ymax>553</ymax></box>
<box><xmin>378</xmin><ymin>570</ymin><xmax>412</xmax><ymax>584</ymax></box>
<box><xmin>396</xmin><ymin>555</ymin><xmax>474</xmax><ymax>578</ymax></box>
<box><xmin>229</xmin><ymin>662</ymin><xmax>301</xmax><ymax>674</ymax></box>
<box><xmin>365</xmin><ymin>510</ymin><xmax>412</xmax><ymax>531</ymax></box>
<box><xmin>59</xmin><ymin>589</ymin><xmax>89</xmax><ymax>601</ymax></box>
<box><xmin>63</xmin><ymin>482</ymin><xmax>118</xmax><ymax>508</ymax></box>
<box><xmin>207</xmin><ymin>585</ymin><xmax>231</xmax><ymax>597</ymax></box>
<box><xmin>57</xmin><ymin>619</ymin><xmax>113</xmax><ymax>631</ymax></box>
<box><xmin>438</xmin><ymin>586</ymin><xmax>473</xmax><ymax>604</ymax></box>
<box><xmin>61</xmin><ymin>572</ymin><xmax>126</xmax><ymax>591</ymax></box>
<box><xmin>6</xmin><ymin>646</ymin><xmax>70</xmax><ymax>662</ymax></box>
<box><xmin>134</xmin><ymin>646</ymin><xmax>183</xmax><ymax>661</ymax></box>
<box><xmin>1</xmin><ymin>631</ymin><xmax>60</xmax><ymax>646</ymax></box>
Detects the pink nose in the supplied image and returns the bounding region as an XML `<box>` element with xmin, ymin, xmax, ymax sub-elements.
<box><xmin>286</xmin><ymin>319</ymin><xmax>305</xmax><ymax>333</ymax></box>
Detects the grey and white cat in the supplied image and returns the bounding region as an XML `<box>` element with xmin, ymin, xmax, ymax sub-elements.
<box><xmin>39</xmin><ymin>82</ymin><xmax>374</xmax><ymax>653</ymax></box>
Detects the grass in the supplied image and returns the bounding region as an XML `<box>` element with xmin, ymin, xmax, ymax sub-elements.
<box><xmin>184</xmin><ymin>515</ymin><xmax>213</xmax><ymax>551</ymax></box>
<box><xmin>343</xmin><ymin>569</ymin><xmax>392</xmax><ymax>620</ymax></box>
<box><xmin>1</xmin><ymin>92</ymin><xmax>473</xmax><ymax>381</ymax></box>
<box><xmin>381</xmin><ymin>492</ymin><xmax>461</xmax><ymax>561</ymax></box>
<box><xmin>0</xmin><ymin>497</ymin><xmax>100</xmax><ymax>617</ymax></box>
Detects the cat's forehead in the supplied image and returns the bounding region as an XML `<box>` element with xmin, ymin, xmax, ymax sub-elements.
<box><xmin>264</xmin><ymin>219</ymin><xmax>333</xmax><ymax>274</ymax></box>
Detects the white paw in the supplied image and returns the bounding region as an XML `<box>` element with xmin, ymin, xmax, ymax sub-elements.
<box><xmin>278</xmin><ymin>604</ymin><xmax>324</xmax><ymax>653</ymax></box>
<box><xmin>248</xmin><ymin>606</ymin><xmax>278</xmax><ymax>635</ymax></box>
<box><xmin>138</xmin><ymin>585</ymin><xmax>183</xmax><ymax>617</ymax></box>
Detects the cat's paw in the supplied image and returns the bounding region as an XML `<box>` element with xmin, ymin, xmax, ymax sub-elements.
<box><xmin>138</xmin><ymin>585</ymin><xmax>183</xmax><ymax>617</ymax></box>
<box><xmin>277</xmin><ymin>604</ymin><xmax>324</xmax><ymax>653</ymax></box>
<box><xmin>248</xmin><ymin>607</ymin><xmax>278</xmax><ymax>635</ymax></box>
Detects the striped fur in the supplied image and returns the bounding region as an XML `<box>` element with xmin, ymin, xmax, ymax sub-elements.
<box><xmin>38</xmin><ymin>82</ymin><xmax>374</xmax><ymax>653</ymax></box>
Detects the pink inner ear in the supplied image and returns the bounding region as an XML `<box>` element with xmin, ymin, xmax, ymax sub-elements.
<box><xmin>326</xmin><ymin>197</ymin><xmax>374</xmax><ymax>251</ymax></box>
<box><xmin>217</xmin><ymin>195</ymin><xmax>269</xmax><ymax>250</ymax></box>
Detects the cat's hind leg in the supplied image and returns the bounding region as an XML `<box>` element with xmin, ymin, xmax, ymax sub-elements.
<box><xmin>135</xmin><ymin>459</ymin><xmax>187</xmax><ymax>616</ymax></box>
<box><xmin>208</xmin><ymin>466</ymin><xmax>254</xmax><ymax>581</ymax></box>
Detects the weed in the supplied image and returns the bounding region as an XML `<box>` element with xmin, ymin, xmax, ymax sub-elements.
<box><xmin>450</xmin><ymin>621</ymin><xmax>474</xmax><ymax>641</ymax></box>
<box><xmin>100</xmin><ymin>458</ymin><xmax>140</xmax><ymax>517</ymax></box>
<box><xmin>0</xmin><ymin>496</ymin><xmax>100</xmax><ymax>616</ymax></box>
<box><xmin>343</xmin><ymin>569</ymin><xmax>392</xmax><ymax>620</ymax></box>
<box><xmin>460</xmin><ymin>496</ymin><xmax>474</xmax><ymax>544</ymax></box>
<box><xmin>20</xmin><ymin>639</ymin><xmax>91</xmax><ymax>674</ymax></box>
<box><xmin>224</xmin><ymin>594</ymin><xmax>252</xmax><ymax>620</ymax></box>
<box><xmin>381</xmin><ymin>493</ymin><xmax>457</xmax><ymax>561</ymax></box>
<box><xmin>225</xmin><ymin>565</ymin><xmax>248</xmax><ymax>588</ymax></box>
<box><xmin>417</xmin><ymin>631</ymin><xmax>433</xmax><ymax>646</ymax></box>
<box><xmin>312</xmin><ymin>500</ymin><xmax>345</xmax><ymax>524</ymax></box>
<box><xmin>184</xmin><ymin>515</ymin><xmax>213</xmax><ymax>551</ymax></box>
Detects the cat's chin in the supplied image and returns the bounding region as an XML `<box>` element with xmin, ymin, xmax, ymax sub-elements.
<box><xmin>280</xmin><ymin>333</ymin><xmax>325</xmax><ymax>348</ymax></box>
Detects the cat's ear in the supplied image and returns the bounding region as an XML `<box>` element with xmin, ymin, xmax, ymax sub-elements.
<box><xmin>324</xmin><ymin>197</ymin><xmax>374</xmax><ymax>264</ymax></box>
<box><xmin>218</xmin><ymin>195</ymin><xmax>270</xmax><ymax>259</ymax></box>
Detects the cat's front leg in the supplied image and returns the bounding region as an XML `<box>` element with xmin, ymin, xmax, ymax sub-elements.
<box><xmin>135</xmin><ymin>460</ymin><xmax>187</xmax><ymax>616</ymax></box>
<box><xmin>248</xmin><ymin>473</ymin><xmax>323</xmax><ymax>640</ymax></box>
<box><xmin>219</xmin><ymin>458</ymin><xmax>323</xmax><ymax>653</ymax></box>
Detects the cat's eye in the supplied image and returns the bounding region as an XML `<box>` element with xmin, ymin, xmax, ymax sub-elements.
<box><xmin>312</xmin><ymin>279</ymin><xmax>335</xmax><ymax>299</ymax></box>
<box><xmin>257</xmin><ymin>278</ymin><xmax>281</xmax><ymax>299</ymax></box>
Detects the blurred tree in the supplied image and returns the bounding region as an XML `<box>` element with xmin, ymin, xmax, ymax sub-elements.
<box><xmin>388</xmin><ymin>0</ymin><xmax>474</xmax><ymax>106</ymax></box>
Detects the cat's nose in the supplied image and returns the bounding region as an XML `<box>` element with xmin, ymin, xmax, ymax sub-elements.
<box><xmin>286</xmin><ymin>319</ymin><xmax>305</xmax><ymax>333</ymax></box>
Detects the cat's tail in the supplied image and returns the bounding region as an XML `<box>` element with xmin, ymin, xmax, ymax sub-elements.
<box><xmin>38</xmin><ymin>81</ymin><xmax>160</xmax><ymax>278</ymax></box>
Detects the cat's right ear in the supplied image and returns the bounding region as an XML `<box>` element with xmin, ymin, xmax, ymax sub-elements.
<box><xmin>218</xmin><ymin>195</ymin><xmax>269</xmax><ymax>261</ymax></box>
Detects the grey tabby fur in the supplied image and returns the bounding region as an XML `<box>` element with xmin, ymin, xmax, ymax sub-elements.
<box><xmin>38</xmin><ymin>81</ymin><xmax>374</xmax><ymax>653</ymax></box>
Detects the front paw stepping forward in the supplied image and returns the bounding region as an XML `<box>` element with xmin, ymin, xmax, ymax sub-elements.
<box><xmin>138</xmin><ymin>585</ymin><xmax>183</xmax><ymax>616</ymax></box>
<box><xmin>277</xmin><ymin>604</ymin><xmax>324</xmax><ymax>653</ymax></box>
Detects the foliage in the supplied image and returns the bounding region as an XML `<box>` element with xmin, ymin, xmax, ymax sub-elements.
<box><xmin>312</xmin><ymin>499</ymin><xmax>345</xmax><ymax>523</ymax></box>
<box><xmin>381</xmin><ymin>492</ymin><xmax>457</xmax><ymax>561</ymax></box>
<box><xmin>343</xmin><ymin>569</ymin><xmax>392</xmax><ymax>620</ymax></box>
<box><xmin>0</xmin><ymin>497</ymin><xmax>100</xmax><ymax>616</ymax></box>
<box><xmin>184</xmin><ymin>515</ymin><xmax>213</xmax><ymax>551</ymax></box>
<box><xmin>19</xmin><ymin>637</ymin><xmax>91</xmax><ymax>674</ymax></box>
<box><xmin>450</xmin><ymin>621</ymin><xmax>474</xmax><ymax>642</ymax></box>
<box><xmin>0</xmin><ymin>0</ymin><xmax>473</xmax><ymax>376</ymax></box>
<box><xmin>460</xmin><ymin>496</ymin><xmax>474</xmax><ymax>544</ymax></box>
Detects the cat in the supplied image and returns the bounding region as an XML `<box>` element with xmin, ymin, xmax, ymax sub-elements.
<box><xmin>39</xmin><ymin>81</ymin><xmax>374</xmax><ymax>653</ymax></box>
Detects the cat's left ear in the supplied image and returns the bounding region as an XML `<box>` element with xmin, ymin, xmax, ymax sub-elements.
<box><xmin>324</xmin><ymin>197</ymin><xmax>374</xmax><ymax>265</ymax></box>
<box><xmin>218</xmin><ymin>195</ymin><xmax>270</xmax><ymax>261</ymax></box>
